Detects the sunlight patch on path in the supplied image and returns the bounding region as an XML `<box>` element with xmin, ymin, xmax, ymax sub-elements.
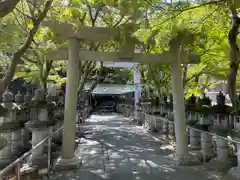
<box><xmin>49</xmin><ymin>113</ymin><xmax>224</xmax><ymax>180</ymax></box>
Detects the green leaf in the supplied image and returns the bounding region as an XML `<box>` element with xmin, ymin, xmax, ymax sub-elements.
<box><xmin>27</xmin><ymin>23</ymin><xmax>34</xmax><ymax>29</ymax></box>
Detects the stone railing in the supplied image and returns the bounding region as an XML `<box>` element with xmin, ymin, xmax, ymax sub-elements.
<box><xmin>116</xmin><ymin>103</ymin><xmax>240</xmax><ymax>177</ymax></box>
<box><xmin>0</xmin><ymin>126</ymin><xmax>63</xmax><ymax>180</ymax></box>
<box><xmin>77</xmin><ymin>99</ymin><xmax>92</xmax><ymax>124</ymax></box>
<box><xmin>117</xmin><ymin>103</ymin><xmax>135</xmax><ymax>120</ymax></box>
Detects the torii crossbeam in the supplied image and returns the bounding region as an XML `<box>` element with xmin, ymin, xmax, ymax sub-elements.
<box><xmin>44</xmin><ymin>48</ymin><xmax>199</xmax><ymax>64</ymax></box>
<box><xmin>43</xmin><ymin>20</ymin><xmax>200</xmax><ymax>169</ymax></box>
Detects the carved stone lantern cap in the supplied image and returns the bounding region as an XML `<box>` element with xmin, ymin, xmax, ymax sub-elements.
<box><xmin>32</xmin><ymin>89</ymin><xmax>45</xmax><ymax>101</ymax></box>
<box><xmin>2</xmin><ymin>91</ymin><xmax>14</xmax><ymax>110</ymax></box>
<box><xmin>24</xmin><ymin>91</ymin><xmax>32</xmax><ymax>102</ymax></box>
<box><xmin>15</xmin><ymin>91</ymin><xmax>23</xmax><ymax>102</ymax></box>
<box><xmin>3</xmin><ymin>91</ymin><xmax>13</xmax><ymax>102</ymax></box>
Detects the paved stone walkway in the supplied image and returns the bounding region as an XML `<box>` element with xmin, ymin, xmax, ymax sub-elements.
<box><xmin>49</xmin><ymin>113</ymin><xmax>226</xmax><ymax>180</ymax></box>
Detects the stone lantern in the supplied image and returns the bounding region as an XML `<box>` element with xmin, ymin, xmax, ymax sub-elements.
<box><xmin>15</xmin><ymin>91</ymin><xmax>31</xmax><ymax>152</ymax></box>
<box><xmin>25</xmin><ymin>89</ymin><xmax>56</xmax><ymax>168</ymax></box>
<box><xmin>0</xmin><ymin>91</ymin><xmax>21</xmax><ymax>167</ymax></box>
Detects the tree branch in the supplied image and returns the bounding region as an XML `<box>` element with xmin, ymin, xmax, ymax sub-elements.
<box><xmin>113</xmin><ymin>15</ymin><xmax>124</xmax><ymax>27</ymax></box>
<box><xmin>182</xmin><ymin>64</ymin><xmax>188</xmax><ymax>89</ymax></box>
<box><xmin>78</xmin><ymin>12</ymin><xmax>87</xmax><ymax>25</ymax></box>
<box><xmin>43</xmin><ymin>60</ymin><xmax>53</xmax><ymax>80</ymax></box>
<box><xmin>77</xmin><ymin>61</ymin><xmax>93</xmax><ymax>92</ymax></box>
<box><xmin>15</xmin><ymin>7</ymin><xmax>35</xmax><ymax>20</ymax></box>
<box><xmin>0</xmin><ymin>0</ymin><xmax>20</xmax><ymax>18</ymax></box>
<box><xmin>184</xmin><ymin>69</ymin><xmax>205</xmax><ymax>84</ymax></box>
<box><xmin>227</xmin><ymin>6</ymin><xmax>240</xmax><ymax>106</ymax></box>
<box><xmin>26</xmin><ymin>0</ymin><xmax>35</xmax><ymax>18</ymax></box>
<box><xmin>171</xmin><ymin>0</ymin><xmax>222</xmax><ymax>12</ymax></box>
<box><xmin>86</xmin><ymin>3</ymin><xmax>103</xmax><ymax>27</ymax></box>
<box><xmin>152</xmin><ymin>0</ymin><xmax>224</xmax><ymax>28</ymax></box>
<box><xmin>12</xmin><ymin>10</ymin><xmax>28</xmax><ymax>33</ymax></box>
<box><xmin>22</xmin><ymin>55</ymin><xmax>37</xmax><ymax>64</ymax></box>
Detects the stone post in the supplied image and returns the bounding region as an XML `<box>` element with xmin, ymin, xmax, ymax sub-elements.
<box><xmin>154</xmin><ymin>115</ymin><xmax>162</xmax><ymax>131</ymax></box>
<box><xmin>188</xmin><ymin>112</ymin><xmax>201</xmax><ymax>150</ymax></box>
<box><xmin>216</xmin><ymin>138</ymin><xmax>228</xmax><ymax>161</ymax></box>
<box><xmin>135</xmin><ymin>104</ymin><xmax>141</xmax><ymax>124</ymax></box>
<box><xmin>189</xmin><ymin>129</ymin><xmax>201</xmax><ymax>150</ymax></box>
<box><xmin>137</xmin><ymin>103</ymin><xmax>143</xmax><ymax>125</ymax></box>
<box><xmin>143</xmin><ymin>103</ymin><xmax>150</xmax><ymax>129</ymax></box>
<box><xmin>84</xmin><ymin>99</ymin><xmax>88</xmax><ymax>119</ymax></box>
<box><xmin>228</xmin><ymin>134</ymin><xmax>240</xmax><ymax>178</ymax></box>
<box><xmin>150</xmin><ymin>107</ymin><xmax>160</xmax><ymax>132</ymax></box>
<box><xmin>54</xmin><ymin>38</ymin><xmax>81</xmax><ymax>170</ymax></box>
<box><xmin>199</xmin><ymin>114</ymin><xmax>213</xmax><ymax>161</ymax></box>
<box><xmin>52</xmin><ymin>94</ymin><xmax>64</xmax><ymax>145</ymax></box>
<box><xmin>0</xmin><ymin>135</ymin><xmax>7</xmax><ymax>167</ymax></box>
<box><xmin>207</xmin><ymin>114</ymin><xmax>231</xmax><ymax>170</ymax></box>
<box><xmin>123</xmin><ymin>104</ymin><xmax>127</xmax><ymax>116</ymax></box>
<box><xmin>148</xmin><ymin>108</ymin><xmax>154</xmax><ymax>132</ymax></box>
<box><xmin>215</xmin><ymin>115</ymin><xmax>229</xmax><ymax>163</ymax></box>
<box><xmin>162</xmin><ymin>110</ymin><xmax>169</xmax><ymax>134</ymax></box>
<box><xmin>228</xmin><ymin>116</ymin><xmax>240</xmax><ymax>178</ymax></box>
<box><xmin>125</xmin><ymin>105</ymin><xmax>129</xmax><ymax>117</ymax></box>
<box><xmin>167</xmin><ymin>112</ymin><xmax>175</xmax><ymax>136</ymax></box>
<box><xmin>120</xmin><ymin>104</ymin><xmax>123</xmax><ymax>114</ymax></box>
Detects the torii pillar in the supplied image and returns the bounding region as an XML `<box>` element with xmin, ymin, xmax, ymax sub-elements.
<box><xmin>54</xmin><ymin>38</ymin><xmax>81</xmax><ymax>169</ymax></box>
<box><xmin>43</xmin><ymin>20</ymin><xmax>200</xmax><ymax>168</ymax></box>
<box><xmin>42</xmin><ymin>21</ymin><xmax>119</xmax><ymax>170</ymax></box>
<box><xmin>133</xmin><ymin>49</ymin><xmax>141</xmax><ymax>115</ymax></box>
<box><xmin>133</xmin><ymin>67</ymin><xmax>141</xmax><ymax>118</ymax></box>
<box><xmin>170</xmin><ymin>40</ymin><xmax>189</xmax><ymax>162</ymax></box>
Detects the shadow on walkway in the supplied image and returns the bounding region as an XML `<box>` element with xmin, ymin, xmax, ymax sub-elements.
<box><xmin>49</xmin><ymin>113</ymin><xmax>223</xmax><ymax>180</ymax></box>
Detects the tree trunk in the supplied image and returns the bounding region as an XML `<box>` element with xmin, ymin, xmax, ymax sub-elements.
<box><xmin>227</xmin><ymin>8</ymin><xmax>240</xmax><ymax>107</ymax></box>
<box><xmin>40</xmin><ymin>78</ymin><xmax>47</xmax><ymax>93</ymax></box>
<box><xmin>148</xmin><ymin>64</ymin><xmax>161</xmax><ymax>97</ymax></box>
<box><xmin>182</xmin><ymin>65</ymin><xmax>188</xmax><ymax>89</ymax></box>
<box><xmin>0</xmin><ymin>0</ymin><xmax>20</xmax><ymax>18</ymax></box>
<box><xmin>0</xmin><ymin>0</ymin><xmax>53</xmax><ymax>97</ymax></box>
<box><xmin>41</xmin><ymin>60</ymin><xmax>53</xmax><ymax>93</ymax></box>
<box><xmin>77</xmin><ymin>61</ymin><xmax>93</xmax><ymax>92</ymax></box>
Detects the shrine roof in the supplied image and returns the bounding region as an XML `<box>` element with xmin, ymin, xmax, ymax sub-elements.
<box><xmin>84</xmin><ymin>83</ymin><xmax>135</xmax><ymax>95</ymax></box>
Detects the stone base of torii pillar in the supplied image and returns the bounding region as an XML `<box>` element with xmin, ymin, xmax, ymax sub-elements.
<box><xmin>54</xmin><ymin>156</ymin><xmax>82</xmax><ymax>171</ymax></box>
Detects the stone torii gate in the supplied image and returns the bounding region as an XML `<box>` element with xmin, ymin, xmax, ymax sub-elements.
<box><xmin>43</xmin><ymin>20</ymin><xmax>200</xmax><ymax>169</ymax></box>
